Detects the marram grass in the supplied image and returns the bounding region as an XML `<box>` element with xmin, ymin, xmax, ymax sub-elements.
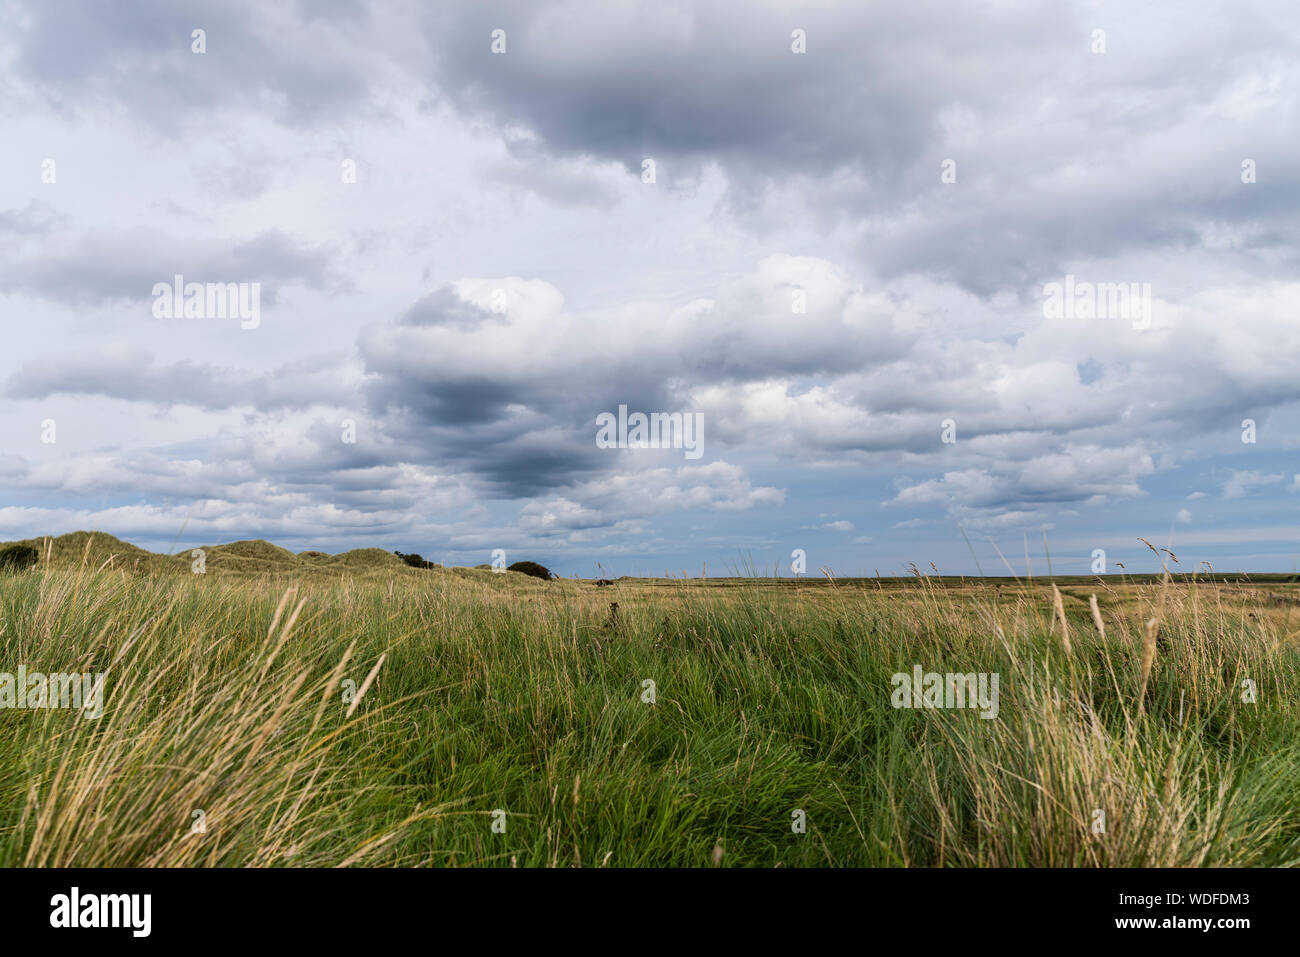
<box><xmin>0</xmin><ymin>539</ymin><xmax>1297</xmax><ymax>867</ymax></box>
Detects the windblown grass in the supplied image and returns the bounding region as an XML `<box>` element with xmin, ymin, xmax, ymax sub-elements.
<box><xmin>0</xmin><ymin>541</ymin><xmax>1296</xmax><ymax>866</ymax></box>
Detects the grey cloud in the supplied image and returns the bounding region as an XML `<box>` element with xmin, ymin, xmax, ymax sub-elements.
<box><xmin>357</xmin><ymin>262</ymin><xmax>888</xmax><ymax>493</ymax></box>
<box><xmin>399</xmin><ymin>286</ymin><xmax>506</xmax><ymax>329</ymax></box>
<box><xmin>423</xmin><ymin>1</ymin><xmax>1300</xmax><ymax>294</ymax></box>
<box><xmin>485</xmin><ymin>156</ymin><xmax>620</xmax><ymax>210</ymax></box>
<box><xmin>424</xmin><ymin>1</ymin><xmax>1039</xmax><ymax>183</ymax></box>
<box><xmin>0</xmin><ymin>201</ymin><xmax>64</xmax><ymax>238</ymax></box>
<box><xmin>14</xmin><ymin>252</ymin><xmax>1300</xmax><ymax>526</ymax></box>
<box><xmin>5</xmin><ymin>348</ymin><xmax>347</xmax><ymax>410</ymax></box>
<box><xmin>1</xmin><ymin>227</ymin><xmax>339</xmax><ymax>307</ymax></box>
<box><xmin>11</xmin><ymin>0</ymin><xmax>377</xmax><ymax>130</ymax></box>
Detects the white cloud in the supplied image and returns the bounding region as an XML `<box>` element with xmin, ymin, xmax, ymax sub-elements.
<box><xmin>1222</xmin><ymin>471</ymin><xmax>1284</xmax><ymax>500</ymax></box>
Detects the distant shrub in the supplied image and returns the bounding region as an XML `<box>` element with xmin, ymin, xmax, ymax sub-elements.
<box><xmin>0</xmin><ymin>544</ymin><xmax>39</xmax><ymax>572</ymax></box>
<box><xmin>394</xmin><ymin>551</ymin><xmax>436</xmax><ymax>570</ymax></box>
<box><xmin>507</xmin><ymin>560</ymin><xmax>555</xmax><ymax>581</ymax></box>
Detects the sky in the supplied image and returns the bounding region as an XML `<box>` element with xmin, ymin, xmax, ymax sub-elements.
<box><xmin>1</xmin><ymin>0</ymin><xmax>1299</xmax><ymax>578</ymax></box>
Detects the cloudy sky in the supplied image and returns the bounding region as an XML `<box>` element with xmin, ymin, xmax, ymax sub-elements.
<box><xmin>2</xmin><ymin>0</ymin><xmax>1298</xmax><ymax>577</ymax></box>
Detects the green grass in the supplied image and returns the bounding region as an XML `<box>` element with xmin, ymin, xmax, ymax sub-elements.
<box><xmin>0</xmin><ymin>533</ymin><xmax>1297</xmax><ymax>866</ymax></box>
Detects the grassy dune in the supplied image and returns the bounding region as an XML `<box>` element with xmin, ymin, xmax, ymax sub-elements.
<box><xmin>0</xmin><ymin>533</ymin><xmax>1297</xmax><ymax>867</ymax></box>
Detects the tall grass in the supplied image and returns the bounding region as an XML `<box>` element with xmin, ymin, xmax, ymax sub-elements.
<box><xmin>0</xmin><ymin>559</ymin><xmax>1296</xmax><ymax>866</ymax></box>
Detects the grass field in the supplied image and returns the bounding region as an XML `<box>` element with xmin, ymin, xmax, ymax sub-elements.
<box><xmin>0</xmin><ymin>532</ymin><xmax>1297</xmax><ymax>867</ymax></box>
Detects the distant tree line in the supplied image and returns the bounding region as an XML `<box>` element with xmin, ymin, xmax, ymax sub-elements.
<box><xmin>393</xmin><ymin>551</ymin><xmax>555</xmax><ymax>580</ymax></box>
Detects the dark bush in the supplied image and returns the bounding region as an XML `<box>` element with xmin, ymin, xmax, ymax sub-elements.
<box><xmin>507</xmin><ymin>560</ymin><xmax>555</xmax><ymax>581</ymax></box>
<box><xmin>0</xmin><ymin>544</ymin><xmax>39</xmax><ymax>572</ymax></box>
<box><xmin>394</xmin><ymin>550</ymin><xmax>436</xmax><ymax>569</ymax></box>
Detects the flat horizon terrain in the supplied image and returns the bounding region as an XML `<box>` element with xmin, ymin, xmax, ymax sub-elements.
<box><xmin>6</xmin><ymin>530</ymin><xmax>1300</xmax><ymax>586</ymax></box>
<box><xmin>0</xmin><ymin>531</ymin><xmax>1296</xmax><ymax>867</ymax></box>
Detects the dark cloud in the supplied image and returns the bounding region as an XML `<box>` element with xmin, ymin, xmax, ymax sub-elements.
<box><xmin>424</xmin><ymin>1</ymin><xmax>1032</xmax><ymax>182</ymax></box>
<box><xmin>422</xmin><ymin>0</ymin><xmax>1300</xmax><ymax>293</ymax></box>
